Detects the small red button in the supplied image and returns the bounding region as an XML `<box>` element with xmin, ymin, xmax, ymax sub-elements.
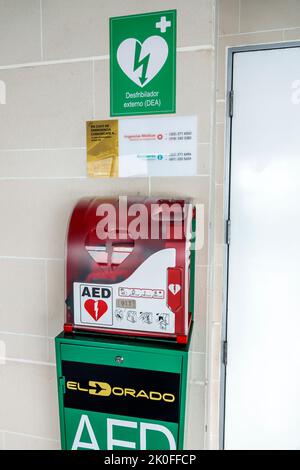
<box><xmin>167</xmin><ymin>267</ymin><xmax>182</xmax><ymax>312</ymax></box>
<box><xmin>64</xmin><ymin>323</ymin><xmax>73</xmax><ymax>333</ymax></box>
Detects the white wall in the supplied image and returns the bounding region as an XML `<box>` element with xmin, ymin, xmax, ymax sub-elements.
<box><xmin>209</xmin><ymin>0</ymin><xmax>300</xmax><ymax>450</ymax></box>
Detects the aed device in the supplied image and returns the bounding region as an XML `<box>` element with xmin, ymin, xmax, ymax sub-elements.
<box><xmin>64</xmin><ymin>197</ymin><xmax>195</xmax><ymax>344</ymax></box>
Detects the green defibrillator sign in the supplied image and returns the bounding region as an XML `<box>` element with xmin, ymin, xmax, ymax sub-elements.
<box><xmin>110</xmin><ymin>10</ymin><xmax>177</xmax><ymax>116</ymax></box>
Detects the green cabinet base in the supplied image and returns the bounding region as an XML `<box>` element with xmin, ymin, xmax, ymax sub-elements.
<box><xmin>55</xmin><ymin>333</ymin><xmax>190</xmax><ymax>450</ymax></box>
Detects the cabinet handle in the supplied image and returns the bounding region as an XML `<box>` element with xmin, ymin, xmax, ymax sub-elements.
<box><xmin>115</xmin><ymin>355</ymin><xmax>124</xmax><ymax>364</ymax></box>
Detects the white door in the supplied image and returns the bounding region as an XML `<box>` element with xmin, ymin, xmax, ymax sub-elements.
<box><xmin>225</xmin><ymin>45</ymin><xmax>300</xmax><ymax>450</ymax></box>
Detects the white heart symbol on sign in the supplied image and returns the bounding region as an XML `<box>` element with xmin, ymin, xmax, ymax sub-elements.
<box><xmin>117</xmin><ymin>35</ymin><xmax>169</xmax><ymax>88</ymax></box>
<box><xmin>169</xmin><ymin>284</ymin><xmax>181</xmax><ymax>296</ymax></box>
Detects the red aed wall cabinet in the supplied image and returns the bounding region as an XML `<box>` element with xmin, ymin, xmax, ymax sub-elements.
<box><xmin>64</xmin><ymin>197</ymin><xmax>196</xmax><ymax>344</ymax></box>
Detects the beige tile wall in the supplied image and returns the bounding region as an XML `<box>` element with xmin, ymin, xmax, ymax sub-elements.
<box><xmin>0</xmin><ymin>0</ymin><xmax>41</xmax><ymax>66</ymax></box>
<box><xmin>42</xmin><ymin>0</ymin><xmax>214</xmax><ymax>59</ymax></box>
<box><xmin>210</xmin><ymin>0</ymin><xmax>300</xmax><ymax>449</ymax></box>
<box><xmin>4</xmin><ymin>432</ymin><xmax>60</xmax><ymax>450</ymax></box>
<box><xmin>0</xmin><ymin>0</ymin><xmax>217</xmax><ymax>449</ymax></box>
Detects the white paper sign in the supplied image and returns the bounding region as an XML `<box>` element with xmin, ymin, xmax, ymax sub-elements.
<box><xmin>118</xmin><ymin>115</ymin><xmax>197</xmax><ymax>177</ymax></box>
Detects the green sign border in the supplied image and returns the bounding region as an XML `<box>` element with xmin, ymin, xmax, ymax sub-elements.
<box><xmin>109</xmin><ymin>10</ymin><xmax>177</xmax><ymax>117</ymax></box>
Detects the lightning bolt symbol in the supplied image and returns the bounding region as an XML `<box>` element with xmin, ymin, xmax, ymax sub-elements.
<box><xmin>134</xmin><ymin>41</ymin><xmax>150</xmax><ymax>86</ymax></box>
<box><xmin>94</xmin><ymin>301</ymin><xmax>99</xmax><ymax>321</ymax></box>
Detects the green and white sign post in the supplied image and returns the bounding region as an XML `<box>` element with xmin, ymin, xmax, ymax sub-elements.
<box><xmin>110</xmin><ymin>10</ymin><xmax>176</xmax><ymax>116</ymax></box>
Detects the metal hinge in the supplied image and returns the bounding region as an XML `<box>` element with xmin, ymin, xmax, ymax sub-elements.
<box><xmin>222</xmin><ymin>340</ymin><xmax>228</xmax><ymax>366</ymax></box>
<box><xmin>225</xmin><ymin>219</ymin><xmax>231</xmax><ymax>245</ymax></box>
<box><xmin>228</xmin><ymin>90</ymin><xmax>234</xmax><ymax>117</ymax></box>
<box><xmin>59</xmin><ymin>376</ymin><xmax>66</xmax><ymax>394</ymax></box>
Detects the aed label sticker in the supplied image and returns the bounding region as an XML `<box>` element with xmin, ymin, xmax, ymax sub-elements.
<box><xmin>79</xmin><ymin>284</ymin><xmax>113</xmax><ymax>326</ymax></box>
<box><xmin>73</xmin><ymin>249</ymin><xmax>176</xmax><ymax>334</ymax></box>
<box><xmin>65</xmin><ymin>409</ymin><xmax>178</xmax><ymax>450</ymax></box>
<box><xmin>62</xmin><ymin>360</ymin><xmax>180</xmax><ymax>423</ymax></box>
<box><xmin>66</xmin><ymin>409</ymin><xmax>178</xmax><ymax>450</ymax></box>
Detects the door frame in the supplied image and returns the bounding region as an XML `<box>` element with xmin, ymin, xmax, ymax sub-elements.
<box><xmin>219</xmin><ymin>40</ymin><xmax>300</xmax><ymax>450</ymax></box>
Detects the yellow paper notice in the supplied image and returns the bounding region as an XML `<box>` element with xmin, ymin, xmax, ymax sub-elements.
<box><xmin>87</xmin><ymin>120</ymin><xmax>119</xmax><ymax>177</ymax></box>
